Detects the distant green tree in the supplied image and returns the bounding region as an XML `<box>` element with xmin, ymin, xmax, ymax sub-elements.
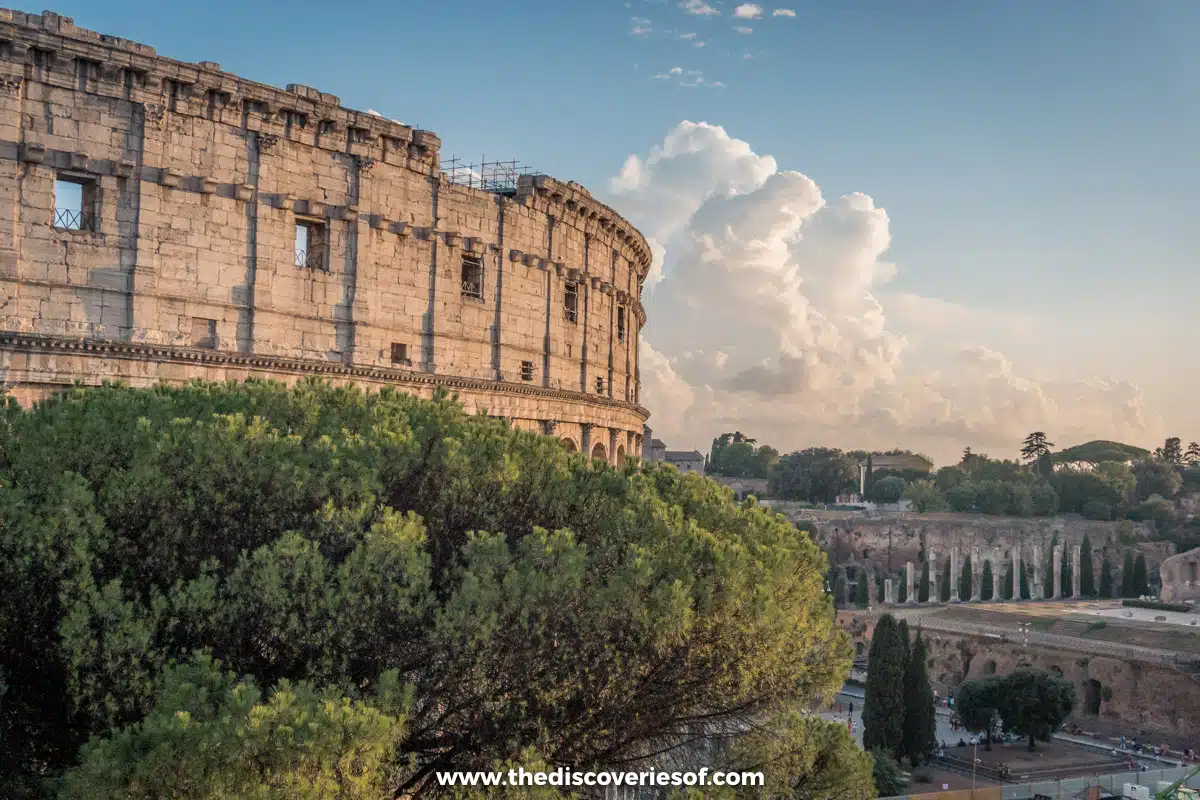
<box><xmin>981</xmin><ymin>560</ymin><xmax>994</xmax><ymax>601</ymax></box>
<box><xmin>1060</xmin><ymin>556</ymin><xmax>1073</xmax><ymax>599</ymax></box>
<box><xmin>863</xmin><ymin>615</ymin><xmax>907</xmax><ymax>758</ymax></box>
<box><xmin>1021</xmin><ymin>432</ymin><xmax>1054</xmax><ymax>464</ymax></box>
<box><xmin>898</xmin><ymin>567</ymin><xmax>908</xmax><ymax>604</ymax></box>
<box><xmin>955</xmin><ymin>676</ymin><xmax>1003</xmax><ymax>750</ymax></box>
<box><xmin>902</xmin><ymin>479</ymin><xmax>947</xmax><ymax>512</ymax></box>
<box><xmin>945</xmin><ymin>482</ymin><xmax>978</xmax><ymax>512</ymax></box>
<box><xmin>1001</xmin><ymin>560</ymin><xmax>1014</xmax><ymax>600</ymax></box>
<box><xmin>1080</xmin><ymin>536</ymin><xmax>1095</xmax><ymax>597</ymax></box>
<box><xmin>959</xmin><ymin>556</ymin><xmax>973</xmax><ymax>601</ymax></box>
<box><xmin>1135</xmin><ymin>459</ymin><xmax>1183</xmax><ymax>502</ymax></box>
<box><xmin>1186</xmin><ymin>442</ymin><xmax>1200</xmax><ymax>469</ymax></box>
<box><xmin>919</xmin><ymin>560</ymin><xmax>931</xmax><ymax>603</ymax></box>
<box><xmin>901</xmin><ymin>632</ymin><xmax>937</xmax><ymax>767</ymax></box>
<box><xmin>1121</xmin><ymin>550</ymin><xmax>1137</xmax><ymax>598</ymax></box>
<box><xmin>876</xmin><ymin>568</ymin><xmax>885</xmax><ymax>605</ymax></box>
<box><xmin>997</xmin><ymin>668</ymin><xmax>1077</xmax><ymax>751</ymax></box>
<box><xmin>1019</xmin><ymin>559</ymin><xmax>1031</xmax><ymax>599</ymax></box>
<box><xmin>940</xmin><ymin>559</ymin><xmax>952</xmax><ymax>602</ymax></box>
<box><xmin>1134</xmin><ymin>553</ymin><xmax>1149</xmax><ymax>596</ymax></box>
<box><xmin>870</xmin><ymin>748</ymin><xmax>908</xmax><ymax>797</ymax></box>
<box><xmin>1031</xmin><ymin>481</ymin><xmax>1059</xmax><ymax>516</ymax></box>
<box><xmin>769</xmin><ymin>447</ymin><xmax>858</xmax><ymax>502</ymax></box>
<box><xmin>856</xmin><ymin>575</ymin><xmax>870</xmax><ymax>608</ymax></box>
<box><xmin>1100</xmin><ymin>556</ymin><xmax>1114</xmax><ymax>599</ymax></box>
<box><xmin>870</xmin><ymin>475</ymin><xmax>907</xmax><ymax>504</ymax></box>
<box><xmin>1158</xmin><ymin>437</ymin><xmax>1184</xmax><ymax>466</ymax></box>
<box><xmin>935</xmin><ymin>465</ymin><xmax>969</xmax><ymax>492</ymax></box>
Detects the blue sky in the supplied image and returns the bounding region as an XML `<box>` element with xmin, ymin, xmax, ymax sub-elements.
<box><xmin>44</xmin><ymin>0</ymin><xmax>1200</xmax><ymax>456</ymax></box>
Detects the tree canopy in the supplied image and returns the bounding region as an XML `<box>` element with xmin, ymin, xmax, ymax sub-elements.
<box><xmin>0</xmin><ymin>380</ymin><xmax>855</xmax><ymax>798</ymax></box>
<box><xmin>956</xmin><ymin>669</ymin><xmax>1076</xmax><ymax>752</ymax></box>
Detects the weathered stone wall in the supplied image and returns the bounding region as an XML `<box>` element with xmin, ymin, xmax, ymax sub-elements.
<box><xmin>1160</xmin><ymin>547</ymin><xmax>1200</xmax><ymax>603</ymax></box>
<box><xmin>0</xmin><ymin>9</ymin><xmax>651</xmax><ymax>462</ymax></box>
<box><xmin>809</xmin><ymin>512</ymin><xmax>1171</xmax><ymax>579</ymax></box>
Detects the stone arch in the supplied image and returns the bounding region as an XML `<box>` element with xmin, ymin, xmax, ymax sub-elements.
<box><xmin>591</xmin><ymin>442</ymin><xmax>607</xmax><ymax>462</ymax></box>
<box><xmin>854</xmin><ymin>640</ymin><xmax>866</xmax><ymax>657</ymax></box>
<box><xmin>1083</xmin><ymin>678</ymin><xmax>1103</xmax><ymax>715</ymax></box>
<box><xmin>981</xmin><ymin>660</ymin><xmax>997</xmax><ymax>676</ymax></box>
<box><xmin>561</xmin><ymin>437</ymin><xmax>578</xmax><ymax>453</ymax></box>
<box><xmin>1049</xmin><ymin>665</ymin><xmax>1064</xmax><ymax>677</ymax></box>
<box><xmin>616</xmin><ymin>444</ymin><xmax>626</xmax><ymax>464</ymax></box>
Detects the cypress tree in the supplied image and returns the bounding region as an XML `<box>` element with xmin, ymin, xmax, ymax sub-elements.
<box><xmin>1121</xmin><ymin>551</ymin><xmax>1136</xmax><ymax>598</ymax></box>
<box><xmin>863</xmin><ymin>615</ymin><xmax>907</xmax><ymax>757</ymax></box>
<box><xmin>1019</xmin><ymin>559</ymin><xmax>1030</xmax><ymax>599</ymax></box>
<box><xmin>902</xmin><ymin>631</ymin><xmax>938</xmax><ymax>767</ymax></box>
<box><xmin>898</xmin><ymin>567</ymin><xmax>908</xmax><ymax>604</ymax></box>
<box><xmin>1001</xmin><ymin>560</ymin><xmax>1013</xmax><ymax>600</ymax></box>
<box><xmin>833</xmin><ymin>572</ymin><xmax>846</xmax><ymax>607</ymax></box>
<box><xmin>981</xmin><ymin>560</ymin><xmax>994</xmax><ymax>601</ymax></box>
<box><xmin>1100</xmin><ymin>556</ymin><xmax>1114</xmax><ymax>598</ymax></box>
<box><xmin>1044</xmin><ymin>550</ymin><xmax>1055</xmax><ymax>596</ymax></box>
<box><xmin>1134</xmin><ymin>553</ymin><xmax>1149</xmax><ymax>596</ymax></box>
<box><xmin>959</xmin><ymin>555</ymin><xmax>973</xmax><ymax>601</ymax></box>
<box><xmin>940</xmin><ymin>559</ymin><xmax>951</xmax><ymax>602</ymax></box>
<box><xmin>919</xmin><ymin>561</ymin><xmax>931</xmax><ymax>603</ymax></box>
<box><xmin>1080</xmin><ymin>536</ymin><xmax>1095</xmax><ymax>597</ymax></box>
<box><xmin>1060</xmin><ymin>557</ymin><xmax>1073</xmax><ymax>599</ymax></box>
<box><xmin>856</xmin><ymin>575</ymin><xmax>870</xmax><ymax>608</ymax></box>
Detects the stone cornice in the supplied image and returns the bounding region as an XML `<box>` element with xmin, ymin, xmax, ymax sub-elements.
<box><xmin>0</xmin><ymin>333</ymin><xmax>651</xmax><ymax>420</ymax></box>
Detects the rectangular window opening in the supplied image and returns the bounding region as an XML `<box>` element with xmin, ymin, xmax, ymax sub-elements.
<box><xmin>167</xmin><ymin>80</ymin><xmax>193</xmax><ymax>112</ymax></box>
<box><xmin>53</xmin><ymin>177</ymin><xmax>97</xmax><ymax>232</ymax></box>
<box><xmin>295</xmin><ymin>220</ymin><xmax>326</xmax><ymax>270</ymax></box>
<box><xmin>617</xmin><ymin>305</ymin><xmax>626</xmax><ymax>342</ymax></box>
<box><xmin>564</xmin><ymin>281</ymin><xmax>579</xmax><ymax>323</ymax></box>
<box><xmin>390</xmin><ymin>342</ymin><xmax>410</xmax><ymax>365</ymax></box>
<box><xmin>595</xmin><ymin>376</ymin><xmax>604</xmax><ymax>394</ymax></box>
<box><xmin>461</xmin><ymin>254</ymin><xmax>484</xmax><ymax>301</ymax></box>
<box><xmin>520</xmin><ymin>360</ymin><xmax>534</xmax><ymax>381</ymax></box>
<box><xmin>190</xmin><ymin>318</ymin><xmax>217</xmax><ymax>349</ymax></box>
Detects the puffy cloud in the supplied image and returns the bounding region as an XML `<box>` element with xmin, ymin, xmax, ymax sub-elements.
<box><xmin>773</xmin><ymin>8</ymin><xmax>796</xmax><ymax>16</ymax></box>
<box><xmin>679</xmin><ymin>0</ymin><xmax>719</xmax><ymax>16</ymax></box>
<box><xmin>606</xmin><ymin>122</ymin><xmax>1160</xmax><ymax>463</ymax></box>
<box><xmin>733</xmin><ymin>3</ymin><xmax>763</xmax><ymax>19</ymax></box>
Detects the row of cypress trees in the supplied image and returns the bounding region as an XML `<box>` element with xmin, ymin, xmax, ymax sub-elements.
<box><xmin>862</xmin><ymin>615</ymin><xmax>938</xmax><ymax>767</ymax></box>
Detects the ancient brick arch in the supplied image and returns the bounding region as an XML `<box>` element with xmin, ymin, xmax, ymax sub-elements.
<box><xmin>561</xmin><ymin>438</ymin><xmax>578</xmax><ymax>453</ymax></box>
<box><xmin>590</xmin><ymin>442</ymin><xmax>608</xmax><ymax>462</ymax></box>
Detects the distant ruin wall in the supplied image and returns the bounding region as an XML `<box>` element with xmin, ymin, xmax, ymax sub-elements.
<box><xmin>805</xmin><ymin>513</ymin><xmax>1171</xmax><ymax>576</ymax></box>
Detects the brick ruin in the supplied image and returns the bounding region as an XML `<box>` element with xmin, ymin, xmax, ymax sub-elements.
<box><xmin>0</xmin><ymin>8</ymin><xmax>651</xmax><ymax>460</ymax></box>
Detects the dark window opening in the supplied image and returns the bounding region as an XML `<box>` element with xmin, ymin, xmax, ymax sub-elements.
<box><xmin>319</xmin><ymin>120</ymin><xmax>337</xmax><ymax>136</ymax></box>
<box><xmin>617</xmin><ymin>305</ymin><xmax>626</xmax><ymax>342</ymax></box>
<box><xmin>30</xmin><ymin>47</ymin><xmax>54</xmax><ymax>70</ymax></box>
<box><xmin>390</xmin><ymin>343</ymin><xmax>410</xmax><ymax>365</ymax></box>
<box><xmin>595</xmin><ymin>376</ymin><xmax>604</xmax><ymax>394</ymax></box>
<box><xmin>461</xmin><ymin>254</ymin><xmax>484</xmax><ymax>300</ymax></box>
<box><xmin>75</xmin><ymin>57</ymin><xmax>101</xmax><ymax>85</ymax></box>
<box><xmin>349</xmin><ymin>126</ymin><xmax>370</xmax><ymax>143</ymax></box>
<box><xmin>123</xmin><ymin>68</ymin><xmax>146</xmax><ymax>92</ymax></box>
<box><xmin>295</xmin><ymin>221</ymin><xmax>326</xmax><ymax>270</ymax></box>
<box><xmin>53</xmin><ymin>178</ymin><xmax>97</xmax><ymax>232</ymax></box>
<box><xmin>243</xmin><ymin>99</ymin><xmax>267</xmax><ymax>117</ymax></box>
<box><xmin>564</xmin><ymin>282</ymin><xmax>579</xmax><ymax>323</ymax></box>
<box><xmin>520</xmin><ymin>361</ymin><xmax>534</xmax><ymax>381</ymax></box>
<box><xmin>283</xmin><ymin>110</ymin><xmax>308</xmax><ymax>133</ymax></box>
<box><xmin>190</xmin><ymin>318</ymin><xmax>217</xmax><ymax>349</ymax></box>
<box><xmin>167</xmin><ymin>80</ymin><xmax>193</xmax><ymax>112</ymax></box>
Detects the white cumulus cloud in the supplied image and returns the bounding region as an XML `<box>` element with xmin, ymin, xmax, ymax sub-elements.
<box><xmin>773</xmin><ymin>8</ymin><xmax>796</xmax><ymax>16</ymax></box>
<box><xmin>605</xmin><ymin>122</ymin><xmax>1161</xmax><ymax>463</ymax></box>
<box><xmin>680</xmin><ymin>0</ymin><xmax>719</xmax><ymax>15</ymax></box>
<box><xmin>733</xmin><ymin>3</ymin><xmax>764</xmax><ymax>19</ymax></box>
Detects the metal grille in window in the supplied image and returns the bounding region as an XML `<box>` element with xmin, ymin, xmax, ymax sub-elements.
<box><xmin>295</xmin><ymin>247</ymin><xmax>325</xmax><ymax>269</ymax></box>
<box><xmin>520</xmin><ymin>361</ymin><xmax>534</xmax><ymax>381</ymax></box>
<box><xmin>564</xmin><ymin>282</ymin><xmax>579</xmax><ymax>323</ymax></box>
<box><xmin>617</xmin><ymin>306</ymin><xmax>626</xmax><ymax>342</ymax></box>
<box><xmin>461</xmin><ymin>255</ymin><xmax>484</xmax><ymax>300</ymax></box>
<box><xmin>295</xmin><ymin>223</ymin><xmax>326</xmax><ymax>270</ymax></box>
<box><xmin>595</xmin><ymin>377</ymin><xmax>604</xmax><ymax>394</ymax></box>
<box><xmin>391</xmin><ymin>343</ymin><xmax>409</xmax><ymax>364</ymax></box>
<box><xmin>53</xmin><ymin>208</ymin><xmax>96</xmax><ymax>232</ymax></box>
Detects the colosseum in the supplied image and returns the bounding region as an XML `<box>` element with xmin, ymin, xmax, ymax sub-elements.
<box><xmin>0</xmin><ymin>9</ymin><xmax>652</xmax><ymax>462</ymax></box>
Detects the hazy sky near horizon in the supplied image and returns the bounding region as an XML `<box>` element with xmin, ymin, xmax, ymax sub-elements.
<box><xmin>50</xmin><ymin>0</ymin><xmax>1200</xmax><ymax>465</ymax></box>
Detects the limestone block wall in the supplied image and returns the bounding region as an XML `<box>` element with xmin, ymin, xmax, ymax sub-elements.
<box><xmin>0</xmin><ymin>9</ymin><xmax>650</xmax><ymax>462</ymax></box>
<box><xmin>1160</xmin><ymin>547</ymin><xmax>1200</xmax><ymax>603</ymax></box>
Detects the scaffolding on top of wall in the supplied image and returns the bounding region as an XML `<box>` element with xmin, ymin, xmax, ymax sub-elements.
<box><xmin>441</xmin><ymin>157</ymin><xmax>538</xmax><ymax>195</ymax></box>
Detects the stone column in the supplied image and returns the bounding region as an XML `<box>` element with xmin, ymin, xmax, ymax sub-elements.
<box><xmin>1072</xmin><ymin>544</ymin><xmax>1082</xmax><ymax>598</ymax></box>
<box><xmin>992</xmin><ymin>547</ymin><xmax>1001</xmax><ymax>600</ymax></box>
<box><xmin>906</xmin><ymin>562</ymin><xmax>916</xmax><ymax>605</ymax></box>
<box><xmin>885</xmin><ymin>578</ymin><xmax>895</xmax><ymax>605</ymax></box>
<box><xmin>951</xmin><ymin>547</ymin><xmax>960</xmax><ymax>602</ymax></box>
<box><xmin>1052</xmin><ymin>545</ymin><xmax>1062</xmax><ymax>599</ymax></box>
<box><xmin>1033</xmin><ymin>548</ymin><xmax>1043</xmax><ymax>599</ymax></box>
<box><xmin>1012</xmin><ymin>546</ymin><xmax>1021</xmax><ymax>600</ymax></box>
<box><xmin>971</xmin><ymin>546</ymin><xmax>981</xmax><ymax>601</ymax></box>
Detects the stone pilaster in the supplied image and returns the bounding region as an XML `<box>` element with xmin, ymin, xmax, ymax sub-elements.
<box><xmin>971</xmin><ymin>546</ymin><xmax>981</xmax><ymax>601</ymax></box>
<box><xmin>906</xmin><ymin>561</ymin><xmax>916</xmax><ymax>605</ymax></box>
<box><xmin>885</xmin><ymin>578</ymin><xmax>895</xmax><ymax>605</ymax></box>
<box><xmin>1012</xmin><ymin>546</ymin><xmax>1021</xmax><ymax>600</ymax></box>
<box><xmin>951</xmin><ymin>547</ymin><xmax>960</xmax><ymax>602</ymax></box>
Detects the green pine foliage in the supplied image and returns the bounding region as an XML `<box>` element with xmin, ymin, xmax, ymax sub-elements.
<box><xmin>1134</xmin><ymin>553</ymin><xmax>1150</xmax><ymax>596</ymax></box>
<box><xmin>1080</xmin><ymin>536</ymin><xmax>1095</xmax><ymax>597</ymax></box>
<box><xmin>940</xmin><ymin>559</ymin><xmax>951</xmax><ymax>602</ymax></box>
<box><xmin>981</xmin><ymin>561</ymin><xmax>994</xmax><ymax>601</ymax></box>
<box><xmin>901</xmin><ymin>633</ymin><xmax>937</xmax><ymax>767</ymax></box>
<box><xmin>1100</xmin><ymin>557</ymin><xmax>1114</xmax><ymax>598</ymax></box>
<box><xmin>0</xmin><ymin>380</ymin><xmax>858</xmax><ymax>797</ymax></box>
<box><xmin>1122</xmin><ymin>550</ymin><xmax>1137</xmax><ymax>598</ymax></box>
<box><xmin>919</xmin><ymin>560</ymin><xmax>931</xmax><ymax>603</ymax></box>
<box><xmin>959</xmin><ymin>556</ymin><xmax>973</xmax><ymax>601</ymax></box>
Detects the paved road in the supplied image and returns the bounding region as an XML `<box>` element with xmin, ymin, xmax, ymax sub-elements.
<box><xmin>821</xmin><ymin>691</ymin><xmax>963</xmax><ymax>749</ymax></box>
